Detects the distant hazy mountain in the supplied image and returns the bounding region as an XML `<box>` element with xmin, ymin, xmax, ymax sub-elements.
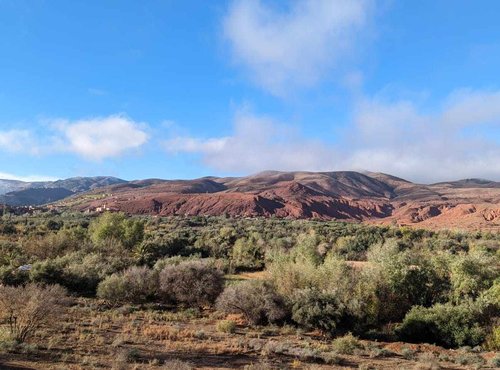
<box><xmin>0</xmin><ymin>179</ymin><xmax>31</xmax><ymax>195</ymax></box>
<box><xmin>0</xmin><ymin>176</ymin><xmax>126</xmax><ymax>206</ymax></box>
<box><xmin>0</xmin><ymin>188</ymin><xmax>75</xmax><ymax>206</ymax></box>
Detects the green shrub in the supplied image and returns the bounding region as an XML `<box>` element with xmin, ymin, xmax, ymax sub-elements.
<box><xmin>0</xmin><ymin>241</ymin><xmax>25</xmax><ymax>267</ymax></box>
<box><xmin>332</xmin><ymin>235</ymin><xmax>377</xmax><ymax>260</ymax></box>
<box><xmin>397</xmin><ymin>302</ymin><xmax>486</xmax><ymax>348</ymax></box>
<box><xmin>29</xmin><ymin>258</ymin><xmax>65</xmax><ymax>285</ymax></box>
<box><xmin>450</xmin><ymin>253</ymin><xmax>498</xmax><ymax>302</ymax></box>
<box><xmin>216</xmin><ymin>281</ymin><xmax>288</xmax><ymax>325</ymax></box>
<box><xmin>373</xmin><ymin>250</ymin><xmax>450</xmax><ymax>322</ymax></box>
<box><xmin>484</xmin><ymin>325</ymin><xmax>500</xmax><ymax>351</ymax></box>
<box><xmin>63</xmin><ymin>253</ymin><xmax>128</xmax><ymax>295</ymax></box>
<box><xmin>28</xmin><ymin>253</ymin><xmax>131</xmax><ymax>295</ymax></box>
<box><xmin>0</xmin><ymin>221</ymin><xmax>16</xmax><ymax>235</ymax></box>
<box><xmin>24</xmin><ymin>228</ymin><xmax>89</xmax><ymax>260</ymax></box>
<box><xmin>158</xmin><ymin>261</ymin><xmax>224</xmax><ymax>307</ymax></box>
<box><xmin>270</xmin><ymin>254</ymin><xmax>379</xmax><ymax>330</ymax></box>
<box><xmin>90</xmin><ymin>212</ymin><xmax>144</xmax><ymax>249</ymax></box>
<box><xmin>134</xmin><ymin>234</ymin><xmax>193</xmax><ymax>265</ymax></box>
<box><xmin>267</xmin><ymin>255</ymin><xmax>318</xmax><ymax>298</ymax></box>
<box><xmin>0</xmin><ymin>265</ymin><xmax>29</xmax><ymax>286</ymax></box>
<box><xmin>231</xmin><ymin>237</ymin><xmax>264</xmax><ymax>270</ymax></box>
<box><xmin>216</xmin><ymin>320</ymin><xmax>236</xmax><ymax>333</ymax></box>
<box><xmin>331</xmin><ymin>333</ymin><xmax>363</xmax><ymax>354</ymax></box>
<box><xmin>268</xmin><ymin>253</ymin><xmax>351</xmax><ymax>297</ymax></box>
<box><xmin>291</xmin><ymin>232</ymin><xmax>322</xmax><ymax>264</ymax></box>
<box><xmin>97</xmin><ymin>266</ymin><xmax>157</xmax><ymax>304</ymax></box>
<box><xmin>291</xmin><ymin>289</ymin><xmax>345</xmax><ymax>334</ymax></box>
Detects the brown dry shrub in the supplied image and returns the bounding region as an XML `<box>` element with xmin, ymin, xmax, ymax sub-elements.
<box><xmin>0</xmin><ymin>283</ymin><xmax>67</xmax><ymax>343</ymax></box>
<box><xmin>216</xmin><ymin>280</ymin><xmax>288</xmax><ymax>325</ymax></box>
<box><xmin>158</xmin><ymin>261</ymin><xmax>224</xmax><ymax>307</ymax></box>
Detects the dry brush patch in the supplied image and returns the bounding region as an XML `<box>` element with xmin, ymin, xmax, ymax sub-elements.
<box><xmin>0</xmin><ymin>299</ymin><xmax>494</xmax><ymax>369</ymax></box>
<box><xmin>0</xmin><ymin>283</ymin><xmax>68</xmax><ymax>343</ymax></box>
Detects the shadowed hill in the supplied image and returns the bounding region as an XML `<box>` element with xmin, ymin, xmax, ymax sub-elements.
<box><xmin>0</xmin><ymin>188</ymin><xmax>75</xmax><ymax>206</ymax></box>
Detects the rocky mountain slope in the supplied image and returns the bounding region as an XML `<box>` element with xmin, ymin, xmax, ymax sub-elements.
<box><xmin>54</xmin><ymin>171</ymin><xmax>500</xmax><ymax>230</ymax></box>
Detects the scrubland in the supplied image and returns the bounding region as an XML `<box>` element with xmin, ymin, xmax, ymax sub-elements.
<box><xmin>0</xmin><ymin>212</ymin><xmax>498</xmax><ymax>369</ymax></box>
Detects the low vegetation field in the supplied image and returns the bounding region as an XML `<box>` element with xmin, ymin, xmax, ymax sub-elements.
<box><xmin>0</xmin><ymin>212</ymin><xmax>498</xmax><ymax>369</ymax></box>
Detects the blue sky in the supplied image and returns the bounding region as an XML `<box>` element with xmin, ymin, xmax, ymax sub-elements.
<box><xmin>1</xmin><ymin>0</ymin><xmax>500</xmax><ymax>183</ymax></box>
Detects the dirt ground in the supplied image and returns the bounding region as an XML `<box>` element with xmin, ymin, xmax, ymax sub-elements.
<box><xmin>0</xmin><ymin>298</ymin><xmax>497</xmax><ymax>370</ymax></box>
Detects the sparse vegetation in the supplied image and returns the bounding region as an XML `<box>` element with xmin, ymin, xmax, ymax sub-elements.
<box><xmin>0</xmin><ymin>212</ymin><xmax>497</xmax><ymax>368</ymax></box>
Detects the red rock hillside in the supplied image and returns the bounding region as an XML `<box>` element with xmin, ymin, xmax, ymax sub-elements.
<box><xmin>57</xmin><ymin>171</ymin><xmax>500</xmax><ymax>231</ymax></box>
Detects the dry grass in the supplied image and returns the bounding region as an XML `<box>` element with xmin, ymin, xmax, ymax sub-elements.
<box><xmin>0</xmin><ymin>297</ymin><xmax>492</xmax><ymax>369</ymax></box>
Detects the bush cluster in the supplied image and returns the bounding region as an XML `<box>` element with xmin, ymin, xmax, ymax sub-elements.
<box><xmin>97</xmin><ymin>266</ymin><xmax>157</xmax><ymax>304</ymax></box>
<box><xmin>97</xmin><ymin>261</ymin><xmax>224</xmax><ymax>308</ymax></box>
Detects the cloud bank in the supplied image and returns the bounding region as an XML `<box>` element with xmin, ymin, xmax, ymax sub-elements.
<box><xmin>0</xmin><ymin>172</ymin><xmax>57</xmax><ymax>182</ymax></box>
<box><xmin>166</xmin><ymin>111</ymin><xmax>334</xmax><ymax>173</ymax></box>
<box><xmin>223</xmin><ymin>0</ymin><xmax>372</xmax><ymax>94</ymax></box>
<box><xmin>347</xmin><ymin>89</ymin><xmax>500</xmax><ymax>182</ymax></box>
<box><xmin>164</xmin><ymin>89</ymin><xmax>500</xmax><ymax>183</ymax></box>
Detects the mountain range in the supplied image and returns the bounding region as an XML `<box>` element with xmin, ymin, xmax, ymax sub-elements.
<box><xmin>0</xmin><ymin>177</ymin><xmax>126</xmax><ymax>206</ymax></box>
<box><xmin>3</xmin><ymin>171</ymin><xmax>489</xmax><ymax>230</ymax></box>
<box><xmin>2</xmin><ymin>171</ymin><xmax>500</xmax><ymax>230</ymax></box>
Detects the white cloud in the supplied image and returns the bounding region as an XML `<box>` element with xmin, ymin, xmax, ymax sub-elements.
<box><xmin>0</xmin><ymin>115</ymin><xmax>149</xmax><ymax>161</ymax></box>
<box><xmin>0</xmin><ymin>130</ymin><xmax>39</xmax><ymax>154</ymax></box>
<box><xmin>56</xmin><ymin>115</ymin><xmax>149</xmax><ymax>160</ymax></box>
<box><xmin>167</xmin><ymin>137</ymin><xmax>229</xmax><ymax>154</ymax></box>
<box><xmin>223</xmin><ymin>0</ymin><xmax>372</xmax><ymax>94</ymax></box>
<box><xmin>0</xmin><ymin>172</ymin><xmax>57</xmax><ymax>182</ymax></box>
<box><xmin>441</xmin><ymin>89</ymin><xmax>500</xmax><ymax>127</ymax></box>
<box><xmin>164</xmin><ymin>111</ymin><xmax>335</xmax><ymax>173</ymax></box>
<box><xmin>164</xmin><ymin>89</ymin><xmax>500</xmax><ymax>183</ymax></box>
